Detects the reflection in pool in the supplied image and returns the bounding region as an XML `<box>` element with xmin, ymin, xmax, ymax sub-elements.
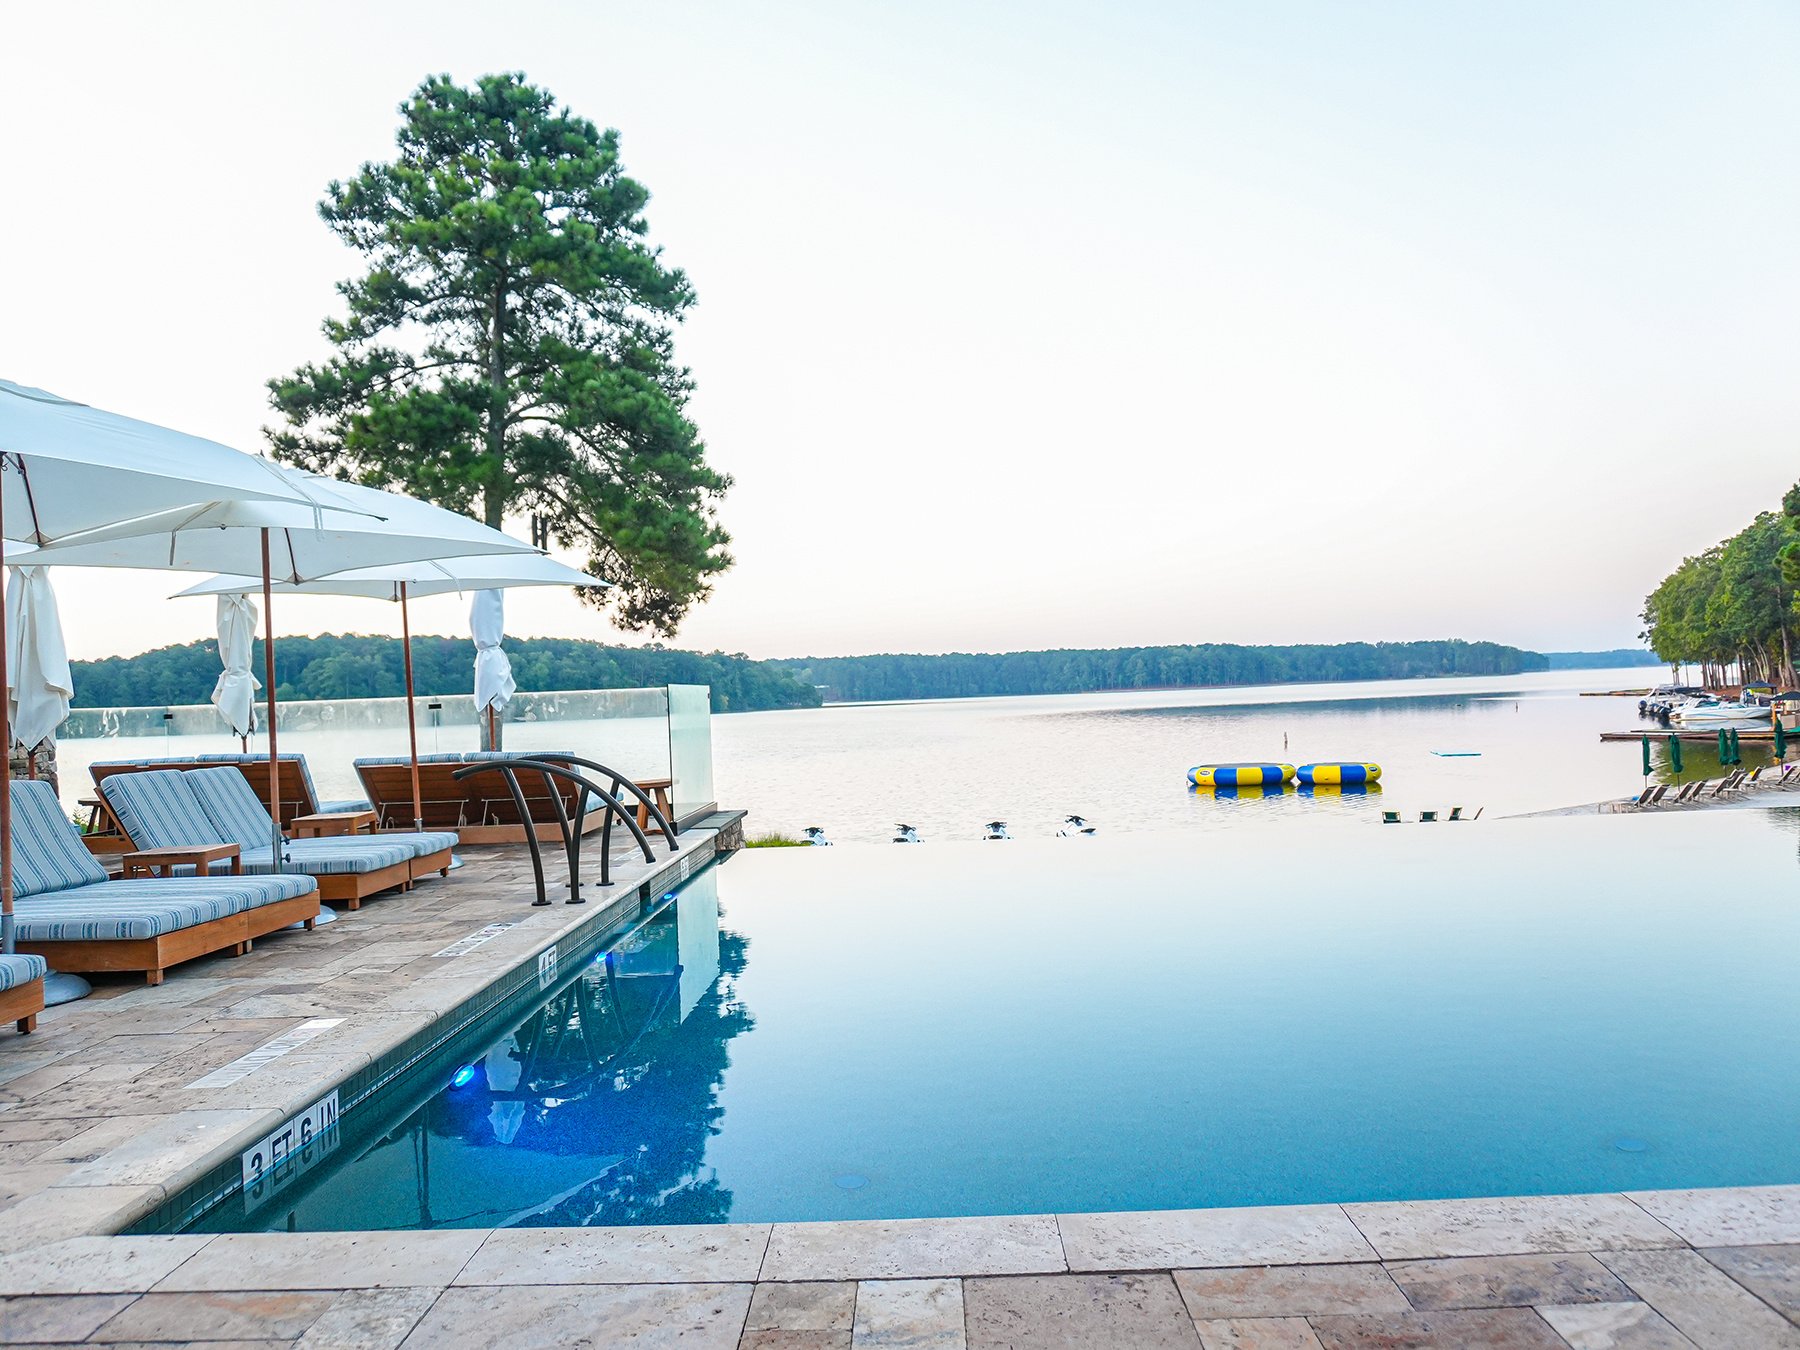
<box><xmin>221</xmin><ymin>808</ymin><xmax>1800</xmax><ymax>1232</ymax></box>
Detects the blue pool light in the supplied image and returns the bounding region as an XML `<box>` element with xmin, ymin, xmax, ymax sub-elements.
<box><xmin>1613</xmin><ymin>1137</ymin><xmax>1648</xmax><ymax>1153</ymax></box>
<box><xmin>449</xmin><ymin>1065</ymin><xmax>478</xmax><ymax>1089</ymax></box>
<box><xmin>833</xmin><ymin>1173</ymin><xmax>869</xmax><ymax>1190</ymax></box>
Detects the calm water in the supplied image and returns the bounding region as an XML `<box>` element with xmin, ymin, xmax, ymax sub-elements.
<box><xmin>58</xmin><ymin>666</ymin><xmax>1723</xmax><ymax>843</ymax></box>
<box><xmin>220</xmin><ymin>808</ymin><xmax>1800</xmax><ymax>1232</ymax></box>
<box><xmin>712</xmin><ymin>665</ymin><xmax>1741</xmax><ymax>842</ymax></box>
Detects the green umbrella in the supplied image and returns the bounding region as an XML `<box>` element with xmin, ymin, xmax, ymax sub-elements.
<box><xmin>1729</xmin><ymin>728</ymin><xmax>1742</xmax><ymax>766</ymax></box>
<box><xmin>1669</xmin><ymin>733</ymin><xmax>1683</xmax><ymax>775</ymax></box>
<box><xmin>1719</xmin><ymin>728</ymin><xmax>1731</xmax><ymax>765</ymax></box>
<box><xmin>1641</xmin><ymin>734</ymin><xmax>1652</xmax><ymax>778</ymax></box>
<box><xmin>1776</xmin><ymin>718</ymin><xmax>1788</xmax><ymax>758</ymax></box>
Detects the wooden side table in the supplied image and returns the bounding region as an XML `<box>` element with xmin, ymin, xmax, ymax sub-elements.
<box><xmin>122</xmin><ymin>844</ymin><xmax>242</xmax><ymax>878</ymax></box>
<box><xmin>290</xmin><ymin>810</ymin><xmax>378</xmax><ymax>838</ymax></box>
<box><xmin>634</xmin><ymin>777</ymin><xmax>676</xmax><ymax>836</ymax></box>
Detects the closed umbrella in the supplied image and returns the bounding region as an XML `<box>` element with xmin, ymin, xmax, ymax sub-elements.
<box><xmin>174</xmin><ymin>554</ymin><xmax>607</xmax><ymax>829</ymax></box>
<box><xmin>471</xmin><ymin>590</ymin><xmax>516</xmax><ymax>752</ymax></box>
<box><xmin>1776</xmin><ymin>718</ymin><xmax>1788</xmax><ymax>759</ymax></box>
<box><xmin>1668</xmin><ymin>733</ymin><xmax>1683</xmax><ymax>776</ymax></box>
<box><xmin>1640</xmin><ymin>734</ymin><xmax>1651</xmax><ymax>781</ymax></box>
<box><xmin>13</xmin><ymin>468</ymin><xmax>538</xmax><ymax>867</ymax></box>
<box><xmin>1718</xmin><ymin>728</ymin><xmax>1731</xmax><ymax>766</ymax></box>
<box><xmin>5</xmin><ymin>567</ymin><xmax>72</xmax><ymax>761</ymax></box>
<box><xmin>0</xmin><ymin>380</ymin><xmax>327</xmax><ymax>954</ymax></box>
<box><xmin>211</xmin><ymin>593</ymin><xmax>259</xmax><ymax>743</ymax></box>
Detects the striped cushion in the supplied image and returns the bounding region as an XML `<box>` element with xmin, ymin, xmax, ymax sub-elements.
<box><xmin>391</xmin><ymin>830</ymin><xmax>459</xmax><ymax>857</ymax></box>
<box><xmin>100</xmin><ymin>771</ymin><xmax>227</xmax><ymax>851</ymax></box>
<box><xmin>0</xmin><ymin>954</ymin><xmax>46</xmax><ymax>992</ymax></box>
<box><xmin>355</xmin><ymin>754</ymin><xmax>464</xmax><ymax>767</ymax></box>
<box><xmin>12</xmin><ymin>874</ymin><xmax>316</xmax><ymax>941</ymax></box>
<box><xmin>318</xmin><ymin>797</ymin><xmax>373</xmax><ymax>814</ymax></box>
<box><xmin>9</xmin><ymin>781</ymin><xmax>108</xmax><ymax>897</ymax></box>
<box><xmin>462</xmin><ymin>750</ymin><xmax>575</xmax><ymax>762</ymax></box>
<box><xmin>187</xmin><ymin>768</ymin><xmax>277</xmax><ymax>848</ymax></box>
<box><xmin>250</xmin><ymin>838</ymin><xmax>417</xmax><ymax>877</ymax></box>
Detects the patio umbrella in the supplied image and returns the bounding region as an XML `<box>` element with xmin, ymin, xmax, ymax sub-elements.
<box><xmin>5</xmin><ymin>567</ymin><xmax>72</xmax><ymax>763</ymax></box>
<box><xmin>211</xmin><ymin>593</ymin><xmax>259</xmax><ymax>743</ymax></box>
<box><xmin>12</xmin><ymin>469</ymin><xmax>539</xmax><ymax>867</ymax></box>
<box><xmin>0</xmin><ymin>380</ymin><xmax>329</xmax><ymax>954</ymax></box>
<box><xmin>1668</xmin><ymin>733</ymin><xmax>1683</xmax><ymax>775</ymax></box>
<box><xmin>174</xmin><ymin>554</ymin><xmax>606</xmax><ymax>829</ymax></box>
<box><xmin>1776</xmin><ymin>718</ymin><xmax>1788</xmax><ymax>759</ymax></box>
<box><xmin>472</xmin><ymin>589</ymin><xmax>516</xmax><ymax>753</ymax></box>
<box><xmin>1640</xmin><ymin>734</ymin><xmax>1651</xmax><ymax>780</ymax></box>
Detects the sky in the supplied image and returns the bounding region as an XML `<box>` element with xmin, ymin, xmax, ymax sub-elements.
<box><xmin>3</xmin><ymin>1</ymin><xmax>1797</xmax><ymax>662</ymax></box>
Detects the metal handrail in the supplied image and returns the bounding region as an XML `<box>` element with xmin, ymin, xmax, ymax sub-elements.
<box><xmin>454</xmin><ymin>758</ymin><xmax>665</xmax><ymax>900</ymax></box>
<box><xmin>451</xmin><ymin>762</ymin><xmax>550</xmax><ymax>906</ymax></box>
<box><xmin>536</xmin><ymin>753</ymin><xmax>680</xmax><ymax>866</ymax></box>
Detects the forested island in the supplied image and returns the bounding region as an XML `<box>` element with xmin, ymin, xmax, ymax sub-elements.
<box><xmin>775</xmin><ymin>640</ymin><xmax>1547</xmax><ymax>703</ymax></box>
<box><xmin>73</xmin><ymin>636</ymin><xmax>1658</xmax><ymax>714</ymax></box>
<box><xmin>71</xmin><ymin>636</ymin><xmax>822</xmax><ymax>714</ymax></box>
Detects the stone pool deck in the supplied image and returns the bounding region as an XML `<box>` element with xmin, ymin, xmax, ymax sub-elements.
<box><xmin>0</xmin><ymin>824</ymin><xmax>724</xmax><ymax>1249</ymax></box>
<box><xmin>1</xmin><ymin>1188</ymin><xmax>1800</xmax><ymax>1346</ymax></box>
<box><xmin>0</xmin><ymin>825</ymin><xmax>1797</xmax><ymax>1345</ymax></box>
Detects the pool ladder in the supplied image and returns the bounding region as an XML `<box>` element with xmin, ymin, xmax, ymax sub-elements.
<box><xmin>453</xmin><ymin>757</ymin><xmax>682</xmax><ymax>906</ymax></box>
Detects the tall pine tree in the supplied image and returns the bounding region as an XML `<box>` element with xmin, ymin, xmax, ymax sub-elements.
<box><xmin>269</xmin><ymin>73</ymin><xmax>731</xmax><ymax>634</ymax></box>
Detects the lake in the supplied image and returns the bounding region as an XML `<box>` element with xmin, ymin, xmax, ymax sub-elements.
<box><xmin>53</xmin><ymin>664</ymin><xmax>1705</xmax><ymax>844</ymax></box>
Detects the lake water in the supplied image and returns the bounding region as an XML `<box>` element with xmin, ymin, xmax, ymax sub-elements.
<box><xmin>56</xmin><ymin>665</ymin><xmax>1712</xmax><ymax>844</ymax></box>
<box><xmin>709</xmin><ymin>665</ymin><xmax>1725</xmax><ymax>843</ymax></box>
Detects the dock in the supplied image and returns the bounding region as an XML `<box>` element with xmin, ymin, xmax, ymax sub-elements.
<box><xmin>1601</xmin><ymin>727</ymin><xmax>1782</xmax><ymax>742</ymax></box>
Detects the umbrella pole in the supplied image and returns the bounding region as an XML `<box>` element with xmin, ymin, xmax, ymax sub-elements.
<box><xmin>401</xmin><ymin>583</ymin><xmax>423</xmax><ymax>831</ymax></box>
<box><xmin>261</xmin><ymin>530</ymin><xmax>282</xmax><ymax>873</ymax></box>
<box><xmin>0</xmin><ymin>463</ymin><xmax>11</xmax><ymax>956</ymax></box>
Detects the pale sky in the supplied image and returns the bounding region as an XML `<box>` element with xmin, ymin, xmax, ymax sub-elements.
<box><xmin>3</xmin><ymin>1</ymin><xmax>1796</xmax><ymax>662</ymax></box>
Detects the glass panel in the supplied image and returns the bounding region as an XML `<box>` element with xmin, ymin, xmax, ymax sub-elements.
<box><xmin>665</xmin><ymin>684</ymin><xmax>715</xmax><ymax>822</ymax></box>
<box><xmin>56</xmin><ymin>686</ymin><xmax>676</xmax><ymax>817</ymax></box>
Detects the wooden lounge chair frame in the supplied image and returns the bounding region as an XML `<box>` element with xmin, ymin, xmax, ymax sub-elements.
<box><xmin>98</xmin><ymin>772</ymin><xmax>448</xmax><ymax>912</ymax></box>
<box><xmin>0</xmin><ymin>978</ymin><xmax>44</xmax><ymax>1034</ymax></box>
<box><xmin>356</xmin><ymin>756</ymin><xmax>607</xmax><ymax>846</ymax></box>
<box><xmin>21</xmin><ymin>896</ymin><xmax>320</xmax><ymax>985</ymax></box>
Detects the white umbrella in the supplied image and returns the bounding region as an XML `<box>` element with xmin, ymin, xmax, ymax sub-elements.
<box><xmin>13</xmin><ymin>466</ymin><xmax>541</xmax><ymax>868</ymax></box>
<box><xmin>0</xmin><ymin>381</ymin><xmax>329</xmax><ymax>956</ymax></box>
<box><xmin>471</xmin><ymin>589</ymin><xmax>516</xmax><ymax>752</ymax></box>
<box><xmin>210</xmin><ymin>593</ymin><xmax>259</xmax><ymax>742</ymax></box>
<box><xmin>174</xmin><ymin>553</ymin><xmax>607</xmax><ymax>603</ymax></box>
<box><xmin>0</xmin><ymin>380</ymin><xmax>322</xmax><ymax>543</ymax></box>
<box><xmin>175</xmin><ymin>556</ymin><xmax>605</xmax><ymax>828</ymax></box>
<box><xmin>4</xmin><ymin>567</ymin><xmax>72</xmax><ymax>756</ymax></box>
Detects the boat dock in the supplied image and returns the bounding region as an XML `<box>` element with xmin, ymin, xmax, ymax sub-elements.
<box><xmin>1601</xmin><ymin>727</ymin><xmax>1782</xmax><ymax>742</ymax></box>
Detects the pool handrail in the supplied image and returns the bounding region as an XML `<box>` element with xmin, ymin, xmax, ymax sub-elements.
<box><xmin>453</xmin><ymin>758</ymin><xmax>666</xmax><ymax>902</ymax></box>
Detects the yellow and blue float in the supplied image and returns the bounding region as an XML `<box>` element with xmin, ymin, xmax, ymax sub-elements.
<box><xmin>1188</xmin><ymin>763</ymin><xmax>1295</xmax><ymax>788</ymax></box>
<box><xmin>1296</xmin><ymin>762</ymin><xmax>1381</xmax><ymax>786</ymax></box>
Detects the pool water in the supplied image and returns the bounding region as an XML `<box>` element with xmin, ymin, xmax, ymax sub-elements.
<box><xmin>220</xmin><ymin>808</ymin><xmax>1800</xmax><ymax>1231</ymax></box>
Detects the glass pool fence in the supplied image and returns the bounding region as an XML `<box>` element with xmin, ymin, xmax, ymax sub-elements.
<box><xmin>53</xmin><ymin>685</ymin><xmax>715</xmax><ymax>824</ymax></box>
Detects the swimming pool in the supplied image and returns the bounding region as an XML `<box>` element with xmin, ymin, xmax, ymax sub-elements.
<box><xmin>196</xmin><ymin>808</ymin><xmax>1800</xmax><ymax>1232</ymax></box>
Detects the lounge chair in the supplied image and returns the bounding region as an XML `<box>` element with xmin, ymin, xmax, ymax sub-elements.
<box><xmin>354</xmin><ymin>752</ymin><xmax>603</xmax><ymax>845</ymax></box>
<box><xmin>0</xmin><ymin>954</ymin><xmax>46</xmax><ymax>1033</ymax></box>
<box><xmin>101</xmin><ymin>769</ymin><xmax>456</xmax><ymax>910</ymax></box>
<box><xmin>9</xmin><ymin>781</ymin><xmax>318</xmax><ymax>985</ymax></box>
<box><xmin>193</xmin><ymin>753</ymin><xmax>371</xmax><ymax>829</ymax></box>
<box><xmin>1646</xmin><ymin>784</ymin><xmax>1669</xmax><ymax>805</ymax></box>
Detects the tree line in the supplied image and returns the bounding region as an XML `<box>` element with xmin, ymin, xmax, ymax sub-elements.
<box><xmin>1640</xmin><ymin>484</ymin><xmax>1800</xmax><ymax>688</ymax></box>
<box><xmin>71</xmin><ymin>635</ymin><xmax>823</xmax><ymax>714</ymax></box>
<box><xmin>773</xmin><ymin>640</ymin><xmax>1547</xmax><ymax>703</ymax></box>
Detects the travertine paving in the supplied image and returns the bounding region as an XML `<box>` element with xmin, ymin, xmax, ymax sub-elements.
<box><xmin>0</xmin><ymin>828</ymin><xmax>720</xmax><ymax>1253</ymax></box>
<box><xmin>0</xmin><ymin>1193</ymin><xmax>1795</xmax><ymax>1345</ymax></box>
